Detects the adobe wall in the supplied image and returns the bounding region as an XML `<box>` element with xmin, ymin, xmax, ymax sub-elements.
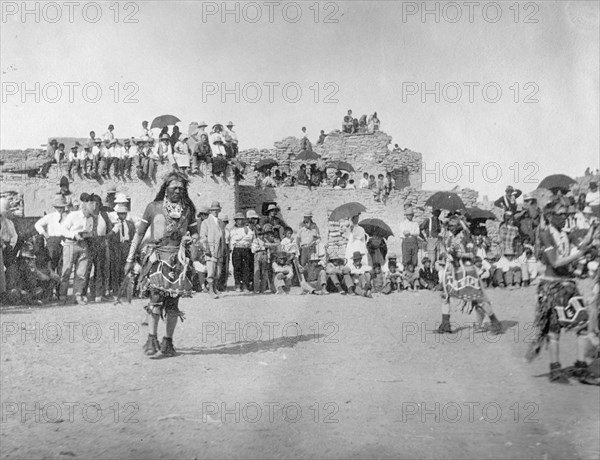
<box><xmin>0</xmin><ymin>163</ymin><xmax>238</xmax><ymax>221</ymax></box>
<box><xmin>239</xmin><ymin>185</ymin><xmax>478</xmax><ymax>256</ymax></box>
<box><xmin>238</xmin><ymin>131</ymin><xmax>423</xmax><ymax>190</ymax></box>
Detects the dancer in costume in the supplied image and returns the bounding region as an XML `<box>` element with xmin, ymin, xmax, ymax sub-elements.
<box><xmin>124</xmin><ymin>171</ymin><xmax>197</xmax><ymax>357</ymax></box>
<box><xmin>437</xmin><ymin>215</ymin><xmax>502</xmax><ymax>334</ymax></box>
<box><xmin>525</xmin><ymin>201</ymin><xmax>597</xmax><ymax>383</ymax></box>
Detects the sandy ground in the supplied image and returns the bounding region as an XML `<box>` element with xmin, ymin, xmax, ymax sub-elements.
<box><xmin>1</xmin><ymin>282</ymin><xmax>599</xmax><ymax>460</ymax></box>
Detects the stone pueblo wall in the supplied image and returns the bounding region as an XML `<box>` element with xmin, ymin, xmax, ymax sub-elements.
<box><xmin>0</xmin><ymin>163</ymin><xmax>238</xmax><ymax>221</ymax></box>
<box><xmin>239</xmin><ymin>185</ymin><xmax>478</xmax><ymax>257</ymax></box>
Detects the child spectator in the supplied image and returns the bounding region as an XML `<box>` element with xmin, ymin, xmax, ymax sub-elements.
<box><xmin>367</xmin><ymin>175</ymin><xmax>376</xmax><ymax>190</ymax></box>
<box><xmin>371</xmin><ymin>263</ymin><xmax>386</xmax><ymax>294</ymax></box>
<box><xmin>272</xmin><ymin>252</ymin><xmax>293</xmax><ymax>294</ymax></box>
<box><xmin>402</xmin><ymin>263</ymin><xmax>421</xmax><ymax>291</ymax></box>
<box><xmin>419</xmin><ymin>257</ymin><xmax>439</xmax><ymax>290</ymax></box>
<box><xmin>383</xmin><ymin>261</ymin><xmax>402</xmax><ymax>294</ymax></box>
<box><xmin>344</xmin><ymin>251</ymin><xmax>372</xmax><ymax>297</ymax></box>
<box><xmin>384</xmin><ymin>172</ymin><xmax>395</xmax><ymax>195</ymax></box>
<box><xmin>359</xmin><ymin>172</ymin><xmax>369</xmax><ymax>189</ymax></box>
<box><xmin>347</xmin><ymin>179</ymin><xmax>356</xmax><ymax>190</ymax></box>
<box><xmin>474</xmin><ymin>256</ymin><xmax>493</xmax><ymax>287</ymax></box>
<box><xmin>251</xmin><ymin>228</ymin><xmax>271</xmax><ymax>294</ymax></box>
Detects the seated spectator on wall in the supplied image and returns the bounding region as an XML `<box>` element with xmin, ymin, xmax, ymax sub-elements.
<box><xmin>342</xmin><ymin>109</ymin><xmax>354</xmax><ymax>133</ymax></box>
<box><xmin>368</xmin><ymin>112</ymin><xmax>381</xmax><ymax>132</ymax></box>
<box><xmin>297</xmin><ymin>164</ymin><xmax>309</xmax><ymax>186</ymax></box>
<box><xmin>586</xmin><ymin>181</ymin><xmax>599</xmax><ymax>206</ymax></box>
<box><xmin>352</xmin><ymin>118</ymin><xmax>359</xmax><ymax>133</ymax></box>
<box><xmin>358</xmin><ymin>115</ymin><xmax>368</xmax><ymax>133</ymax></box>
<box><xmin>317</xmin><ymin>130</ymin><xmax>327</xmax><ymax>145</ymax></box>
<box><xmin>262</xmin><ymin>170</ymin><xmax>277</xmax><ymax>188</ymax></box>
<box><xmin>358</xmin><ymin>172</ymin><xmax>369</xmax><ymax>189</ymax></box>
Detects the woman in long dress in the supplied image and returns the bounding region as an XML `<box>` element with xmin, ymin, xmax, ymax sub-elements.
<box><xmin>344</xmin><ymin>214</ymin><xmax>368</xmax><ymax>267</ymax></box>
<box><xmin>367</xmin><ymin>234</ymin><xmax>387</xmax><ymax>267</ymax></box>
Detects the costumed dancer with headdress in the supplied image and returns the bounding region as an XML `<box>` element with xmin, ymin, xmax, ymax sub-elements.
<box><xmin>437</xmin><ymin>214</ymin><xmax>503</xmax><ymax>334</ymax></box>
<box><xmin>525</xmin><ymin>201</ymin><xmax>598</xmax><ymax>383</ymax></box>
<box><xmin>124</xmin><ymin>171</ymin><xmax>197</xmax><ymax>357</ymax></box>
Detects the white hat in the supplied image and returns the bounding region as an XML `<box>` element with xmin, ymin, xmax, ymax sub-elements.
<box><xmin>114</xmin><ymin>193</ymin><xmax>129</xmax><ymax>204</ymax></box>
<box><xmin>114</xmin><ymin>204</ymin><xmax>129</xmax><ymax>213</ymax></box>
<box><xmin>583</xmin><ymin>206</ymin><xmax>593</xmax><ymax>214</ymax></box>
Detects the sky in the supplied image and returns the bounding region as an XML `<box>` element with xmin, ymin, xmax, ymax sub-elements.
<box><xmin>1</xmin><ymin>0</ymin><xmax>598</xmax><ymax>199</ymax></box>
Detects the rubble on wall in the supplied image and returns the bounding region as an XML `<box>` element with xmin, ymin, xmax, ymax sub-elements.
<box><xmin>0</xmin><ymin>189</ymin><xmax>24</xmax><ymax>217</ymax></box>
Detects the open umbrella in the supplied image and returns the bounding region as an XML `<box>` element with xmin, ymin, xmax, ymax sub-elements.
<box><xmin>465</xmin><ymin>207</ymin><xmax>497</xmax><ymax>221</ymax></box>
<box><xmin>327</xmin><ymin>160</ymin><xmax>355</xmax><ymax>172</ymax></box>
<box><xmin>255</xmin><ymin>158</ymin><xmax>278</xmax><ymax>171</ymax></box>
<box><xmin>538</xmin><ymin>174</ymin><xmax>576</xmax><ymax>193</ymax></box>
<box><xmin>425</xmin><ymin>192</ymin><xmax>466</xmax><ymax>212</ymax></box>
<box><xmin>295</xmin><ymin>150</ymin><xmax>321</xmax><ymax>162</ymax></box>
<box><xmin>328</xmin><ymin>202</ymin><xmax>367</xmax><ymax>221</ymax></box>
<box><xmin>359</xmin><ymin>218</ymin><xmax>393</xmax><ymax>238</ymax></box>
<box><xmin>151</xmin><ymin>114</ymin><xmax>181</xmax><ymax>130</ymax></box>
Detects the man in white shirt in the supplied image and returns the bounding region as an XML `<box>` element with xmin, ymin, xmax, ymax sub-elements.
<box><xmin>398</xmin><ymin>207</ymin><xmax>420</xmax><ymax>267</ymax></box>
<box><xmin>102</xmin><ymin>124</ymin><xmax>115</xmax><ymax>142</ymax></box>
<box><xmin>60</xmin><ymin>194</ymin><xmax>94</xmax><ymax>304</ymax></box>
<box><xmin>35</xmin><ymin>195</ymin><xmax>69</xmax><ymax>274</ymax></box>
<box><xmin>199</xmin><ymin>201</ymin><xmax>227</xmax><ymax>298</ymax></box>
<box><xmin>493</xmin><ymin>251</ymin><xmax>522</xmax><ymax>289</ymax></box>
<box><xmin>586</xmin><ymin>182</ymin><xmax>600</xmax><ymax>206</ymax></box>
<box><xmin>230</xmin><ymin>212</ymin><xmax>255</xmax><ymax>291</ymax></box>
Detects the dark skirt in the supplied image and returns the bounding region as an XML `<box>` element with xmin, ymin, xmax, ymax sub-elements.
<box><xmin>526</xmin><ymin>278</ymin><xmax>579</xmax><ymax>361</ymax></box>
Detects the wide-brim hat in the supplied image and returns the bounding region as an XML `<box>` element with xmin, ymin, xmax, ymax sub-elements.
<box><xmin>210</xmin><ymin>201</ymin><xmax>222</xmax><ymax>210</ymax></box>
<box><xmin>303</xmin><ymin>211</ymin><xmax>313</xmax><ymax>217</ymax></box>
<box><xmin>246</xmin><ymin>210</ymin><xmax>259</xmax><ymax>219</ymax></box>
<box><xmin>114</xmin><ymin>193</ymin><xmax>129</xmax><ymax>204</ymax></box>
<box><xmin>160</xmin><ymin>133</ymin><xmax>170</xmax><ymax>140</ymax></box>
<box><xmin>94</xmin><ymin>138</ymin><xmax>102</xmax><ymax>143</ymax></box>
<box><xmin>70</xmin><ymin>145</ymin><xmax>78</xmax><ymax>150</ymax></box>
<box><xmin>226</xmin><ymin>121</ymin><xmax>234</xmax><ymax>127</ymax></box>
<box><xmin>352</xmin><ymin>251</ymin><xmax>363</xmax><ymax>260</ymax></box>
<box><xmin>387</xmin><ymin>252</ymin><xmax>397</xmax><ymax>259</ymax></box>
<box><xmin>523</xmin><ymin>193</ymin><xmax>536</xmax><ymax>202</ymax></box>
<box><xmin>106</xmin><ymin>184</ymin><xmax>117</xmax><ymax>194</ymax></box>
<box><xmin>52</xmin><ymin>195</ymin><xmax>68</xmax><ymax>208</ymax></box>
<box><xmin>234</xmin><ymin>212</ymin><xmax>245</xmax><ymax>220</ymax></box>
<box><xmin>267</xmin><ymin>204</ymin><xmax>279</xmax><ymax>212</ymax></box>
<box><xmin>221</xmin><ymin>214</ymin><xmax>229</xmax><ymax>221</ymax></box>
<box><xmin>198</xmin><ymin>121</ymin><xmax>208</xmax><ymax>127</ymax></box>
<box><xmin>180</xmin><ymin>133</ymin><xmax>190</xmax><ymax>141</ymax></box>
<box><xmin>197</xmin><ymin>205</ymin><xmax>210</xmax><ymax>215</ymax></box>
<box><xmin>212</xmin><ymin>123</ymin><xmax>223</xmax><ymax>130</ymax></box>
<box><xmin>114</xmin><ymin>204</ymin><xmax>128</xmax><ymax>213</ymax></box>
<box><xmin>506</xmin><ymin>185</ymin><xmax>514</xmax><ymax>192</ymax></box>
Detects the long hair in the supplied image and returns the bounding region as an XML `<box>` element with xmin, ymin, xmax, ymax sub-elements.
<box><xmin>154</xmin><ymin>170</ymin><xmax>196</xmax><ymax>218</ymax></box>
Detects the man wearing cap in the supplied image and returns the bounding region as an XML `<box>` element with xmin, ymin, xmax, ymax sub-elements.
<box><xmin>494</xmin><ymin>185</ymin><xmax>522</xmax><ymax>213</ymax></box>
<box><xmin>586</xmin><ymin>181</ymin><xmax>600</xmax><ymax>206</ymax></box>
<box><xmin>109</xmin><ymin>202</ymin><xmax>136</xmax><ymax>298</ymax></box>
<box><xmin>297</xmin><ymin>211</ymin><xmax>320</xmax><ymax>266</ymax></box>
<box><xmin>261</xmin><ymin>203</ymin><xmax>285</xmax><ymax>240</ymax></box>
<box><xmin>225</xmin><ymin>121</ymin><xmax>238</xmax><ymax>158</ymax></box>
<box><xmin>398</xmin><ymin>207</ymin><xmax>420</xmax><ymax>268</ymax></box>
<box><xmin>230</xmin><ymin>212</ymin><xmax>254</xmax><ymax>292</ymax></box>
<box><xmin>199</xmin><ymin>202</ymin><xmax>227</xmax><ymax>298</ymax></box>
<box><xmin>35</xmin><ymin>195</ymin><xmax>69</xmax><ymax>278</ymax></box>
<box><xmin>124</xmin><ymin>171</ymin><xmax>198</xmax><ymax>357</ymax></box>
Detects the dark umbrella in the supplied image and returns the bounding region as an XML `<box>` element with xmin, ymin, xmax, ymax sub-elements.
<box><xmin>326</xmin><ymin>160</ymin><xmax>355</xmax><ymax>172</ymax></box>
<box><xmin>465</xmin><ymin>207</ymin><xmax>497</xmax><ymax>221</ymax></box>
<box><xmin>328</xmin><ymin>202</ymin><xmax>367</xmax><ymax>221</ymax></box>
<box><xmin>295</xmin><ymin>150</ymin><xmax>321</xmax><ymax>162</ymax></box>
<box><xmin>359</xmin><ymin>218</ymin><xmax>394</xmax><ymax>238</ymax></box>
<box><xmin>425</xmin><ymin>192</ymin><xmax>466</xmax><ymax>212</ymax></box>
<box><xmin>255</xmin><ymin>158</ymin><xmax>278</xmax><ymax>171</ymax></box>
<box><xmin>150</xmin><ymin>114</ymin><xmax>181</xmax><ymax>129</ymax></box>
<box><xmin>537</xmin><ymin>174</ymin><xmax>576</xmax><ymax>193</ymax></box>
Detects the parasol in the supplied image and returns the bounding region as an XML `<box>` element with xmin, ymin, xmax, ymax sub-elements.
<box><xmin>295</xmin><ymin>150</ymin><xmax>321</xmax><ymax>162</ymax></box>
<box><xmin>425</xmin><ymin>192</ymin><xmax>466</xmax><ymax>212</ymax></box>
<box><xmin>465</xmin><ymin>207</ymin><xmax>497</xmax><ymax>221</ymax></box>
<box><xmin>150</xmin><ymin>114</ymin><xmax>181</xmax><ymax>129</ymax></box>
<box><xmin>328</xmin><ymin>202</ymin><xmax>367</xmax><ymax>221</ymax></box>
<box><xmin>255</xmin><ymin>158</ymin><xmax>278</xmax><ymax>171</ymax></box>
<box><xmin>537</xmin><ymin>174</ymin><xmax>576</xmax><ymax>193</ymax></box>
<box><xmin>358</xmin><ymin>218</ymin><xmax>394</xmax><ymax>238</ymax></box>
<box><xmin>326</xmin><ymin>160</ymin><xmax>355</xmax><ymax>172</ymax></box>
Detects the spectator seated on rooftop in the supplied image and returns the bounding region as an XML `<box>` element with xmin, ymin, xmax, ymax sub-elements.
<box><xmin>262</xmin><ymin>170</ymin><xmax>277</xmax><ymax>188</ymax></box>
<box><xmin>358</xmin><ymin>115</ymin><xmax>368</xmax><ymax>133</ymax></box>
<box><xmin>342</xmin><ymin>114</ymin><xmax>354</xmax><ymax>134</ymax></box>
